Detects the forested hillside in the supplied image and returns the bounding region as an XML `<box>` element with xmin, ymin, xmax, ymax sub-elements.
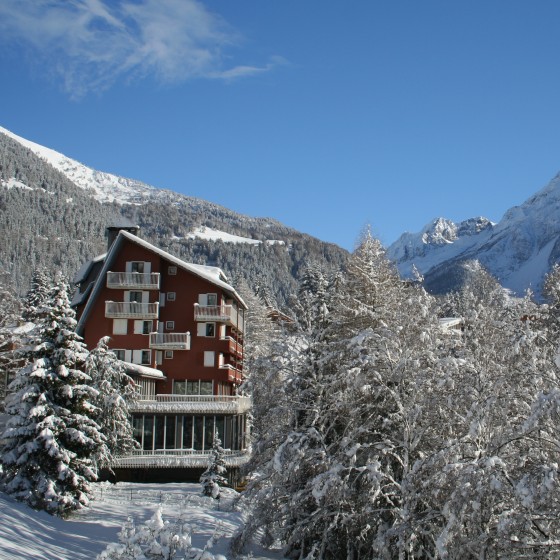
<box><xmin>0</xmin><ymin>132</ymin><xmax>348</xmax><ymax>306</ymax></box>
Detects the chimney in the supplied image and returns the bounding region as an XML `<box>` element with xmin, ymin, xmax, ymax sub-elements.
<box><xmin>106</xmin><ymin>224</ymin><xmax>140</xmax><ymax>250</ymax></box>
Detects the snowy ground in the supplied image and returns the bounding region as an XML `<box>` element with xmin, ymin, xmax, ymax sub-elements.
<box><xmin>0</xmin><ymin>482</ymin><xmax>282</xmax><ymax>559</ymax></box>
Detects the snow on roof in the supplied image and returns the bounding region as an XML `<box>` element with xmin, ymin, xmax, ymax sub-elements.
<box><xmin>72</xmin><ymin>253</ymin><xmax>106</xmax><ymax>284</ymax></box>
<box><xmin>118</xmin><ymin>230</ymin><xmax>247</xmax><ymax>308</ymax></box>
<box><xmin>122</xmin><ymin>361</ymin><xmax>165</xmax><ymax>379</ymax></box>
<box><xmin>70</xmin><ymin>283</ymin><xmax>93</xmax><ymax>307</ymax></box>
<box><xmin>76</xmin><ymin>230</ymin><xmax>247</xmax><ymax>334</ymax></box>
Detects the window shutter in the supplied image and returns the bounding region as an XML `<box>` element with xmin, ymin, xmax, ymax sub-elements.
<box><xmin>113</xmin><ymin>319</ymin><xmax>128</xmax><ymax>335</ymax></box>
<box><xmin>204</xmin><ymin>351</ymin><xmax>215</xmax><ymax>367</ymax></box>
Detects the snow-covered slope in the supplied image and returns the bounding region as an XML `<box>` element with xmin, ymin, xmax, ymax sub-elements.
<box><xmin>387</xmin><ymin>174</ymin><xmax>560</xmax><ymax>297</ymax></box>
<box><xmin>0</xmin><ymin>126</ymin><xmax>160</xmax><ymax>204</ymax></box>
<box><xmin>183</xmin><ymin>226</ymin><xmax>285</xmax><ymax>245</ymax></box>
<box><xmin>0</xmin><ymin>125</ymin><xmax>289</xmax><ymax>239</ymax></box>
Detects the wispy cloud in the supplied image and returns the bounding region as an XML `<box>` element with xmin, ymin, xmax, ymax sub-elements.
<box><xmin>0</xmin><ymin>0</ymin><xmax>280</xmax><ymax>98</ymax></box>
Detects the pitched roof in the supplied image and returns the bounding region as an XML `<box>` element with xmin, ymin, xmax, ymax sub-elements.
<box><xmin>75</xmin><ymin>230</ymin><xmax>247</xmax><ymax>335</ymax></box>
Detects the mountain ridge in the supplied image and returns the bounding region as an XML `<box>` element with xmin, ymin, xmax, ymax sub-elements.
<box><xmin>4</xmin><ymin>123</ymin><xmax>560</xmax><ymax>300</ymax></box>
<box><xmin>387</xmin><ymin>173</ymin><xmax>560</xmax><ymax>297</ymax></box>
<box><xmin>0</xmin><ymin>126</ymin><xmax>348</xmax><ymax>305</ymax></box>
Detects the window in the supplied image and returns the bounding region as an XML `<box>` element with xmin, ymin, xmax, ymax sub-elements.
<box><xmin>132</xmin><ymin>349</ymin><xmax>151</xmax><ymax>365</ymax></box>
<box><xmin>197</xmin><ymin>322</ymin><xmax>215</xmax><ymax>337</ymax></box>
<box><xmin>204</xmin><ymin>351</ymin><xmax>215</xmax><ymax>367</ymax></box>
<box><xmin>129</xmin><ymin>291</ymin><xmax>143</xmax><ymax>303</ymax></box>
<box><xmin>207</xmin><ymin>293</ymin><xmax>217</xmax><ymax>306</ymax></box>
<box><xmin>134</xmin><ymin>320</ymin><xmax>152</xmax><ymax>335</ymax></box>
<box><xmin>167</xmin><ymin>292</ymin><xmax>176</xmax><ymax>302</ymax></box>
<box><xmin>168</xmin><ymin>266</ymin><xmax>177</xmax><ymax>275</ymax></box>
<box><xmin>131</xmin><ymin>262</ymin><xmax>145</xmax><ymax>273</ymax></box>
<box><xmin>141</xmin><ymin>350</ymin><xmax>151</xmax><ymax>365</ymax></box>
<box><xmin>164</xmin><ymin>350</ymin><xmax>174</xmax><ymax>359</ymax></box>
<box><xmin>200</xmin><ymin>381</ymin><xmax>213</xmax><ymax>395</ymax></box>
<box><xmin>113</xmin><ymin>349</ymin><xmax>126</xmax><ymax>360</ymax></box>
<box><xmin>174</xmin><ymin>380</ymin><xmax>186</xmax><ymax>394</ymax></box>
<box><xmin>165</xmin><ymin>321</ymin><xmax>175</xmax><ymax>330</ymax></box>
<box><xmin>174</xmin><ymin>380</ymin><xmax>213</xmax><ymax>395</ymax></box>
<box><xmin>113</xmin><ymin>319</ymin><xmax>128</xmax><ymax>335</ymax></box>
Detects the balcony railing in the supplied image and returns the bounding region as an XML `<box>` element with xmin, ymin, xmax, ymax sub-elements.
<box><xmin>194</xmin><ymin>304</ymin><xmax>245</xmax><ymax>332</ymax></box>
<box><xmin>129</xmin><ymin>394</ymin><xmax>251</xmax><ymax>414</ymax></box>
<box><xmin>221</xmin><ymin>336</ymin><xmax>243</xmax><ymax>357</ymax></box>
<box><xmin>218</xmin><ymin>363</ymin><xmax>243</xmax><ymax>384</ymax></box>
<box><xmin>105</xmin><ymin>301</ymin><xmax>159</xmax><ymax>319</ymax></box>
<box><xmin>112</xmin><ymin>449</ymin><xmax>251</xmax><ymax>469</ymax></box>
<box><xmin>149</xmin><ymin>332</ymin><xmax>191</xmax><ymax>350</ymax></box>
<box><xmin>106</xmin><ymin>271</ymin><xmax>160</xmax><ymax>290</ymax></box>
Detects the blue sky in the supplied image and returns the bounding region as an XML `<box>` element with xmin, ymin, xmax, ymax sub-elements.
<box><xmin>1</xmin><ymin>1</ymin><xmax>560</xmax><ymax>251</ymax></box>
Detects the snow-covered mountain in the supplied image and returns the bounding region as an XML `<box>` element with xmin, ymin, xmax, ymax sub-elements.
<box><xmin>0</xmin><ymin>126</ymin><xmax>160</xmax><ymax>204</ymax></box>
<box><xmin>0</xmin><ymin>126</ymin><xmax>348</xmax><ymax>304</ymax></box>
<box><xmin>387</xmin><ymin>174</ymin><xmax>560</xmax><ymax>297</ymax></box>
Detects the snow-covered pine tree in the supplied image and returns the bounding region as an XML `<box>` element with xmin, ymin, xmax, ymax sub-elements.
<box><xmin>1</xmin><ymin>274</ymin><xmax>105</xmax><ymax>516</ymax></box>
<box><xmin>85</xmin><ymin>336</ymin><xmax>138</xmax><ymax>471</ymax></box>
<box><xmin>237</xmin><ymin>280</ymin><xmax>289</xmax><ymax>457</ymax></box>
<box><xmin>0</xmin><ymin>272</ymin><xmax>23</xmax><ymax>409</ymax></box>
<box><xmin>201</xmin><ymin>429</ymin><xmax>229</xmax><ymax>499</ymax></box>
<box><xmin>233</xmin><ymin>263</ymin><xmax>348</xmax><ymax>558</ymax></box>
<box><xmin>423</xmin><ymin>261</ymin><xmax>560</xmax><ymax>557</ymax></box>
<box><xmin>298</xmin><ymin>229</ymin><xmax>442</xmax><ymax>558</ymax></box>
<box><xmin>22</xmin><ymin>267</ymin><xmax>51</xmax><ymax>323</ymax></box>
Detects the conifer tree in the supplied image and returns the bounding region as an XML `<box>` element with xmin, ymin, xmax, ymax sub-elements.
<box><xmin>22</xmin><ymin>267</ymin><xmax>51</xmax><ymax>323</ymax></box>
<box><xmin>422</xmin><ymin>262</ymin><xmax>560</xmax><ymax>557</ymax></box>
<box><xmin>1</xmin><ymin>274</ymin><xmax>105</xmax><ymax>516</ymax></box>
<box><xmin>85</xmin><ymin>336</ymin><xmax>138</xmax><ymax>471</ymax></box>
<box><xmin>200</xmin><ymin>430</ymin><xmax>229</xmax><ymax>499</ymax></box>
<box><xmin>0</xmin><ymin>272</ymin><xmax>22</xmax><ymax>409</ymax></box>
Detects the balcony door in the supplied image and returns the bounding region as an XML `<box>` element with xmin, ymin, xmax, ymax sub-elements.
<box><xmin>126</xmin><ymin>261</ymin><xmax>151</xmax><ymax>274</ymax></box>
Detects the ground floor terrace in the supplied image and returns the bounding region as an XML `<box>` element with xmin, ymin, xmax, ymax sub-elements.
<box><xmin>109</xmin><ymin>394</ymin><xmax>251</xmax><ymax>482</ymax></box>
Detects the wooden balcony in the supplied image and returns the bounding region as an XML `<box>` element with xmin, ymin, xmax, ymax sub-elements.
<box><xmin>194</xmin><ymin>304</ymin><xmax>245</xmax><ymax>332</ymax></box>
<box><xmin>106</xmin><ymin>271</ymin><xmax>160</xmax><ymax>290</ymax></box>
<box><xmin>219</xmin><ymin>363</ymin><xmax>243</xmax><ymax>384</ymax></box>
<box><xmin>149</xmin><ymin>332</ymin><xmax>191</xmax><ymax>350</ymax></box>
<box><xmin>221</xmin><ymin>336</ymin><xmax>243</xmax><ymax>358</ymax></box>
<box><xmin>105</xmin><ymin>301</ymin><xmax>159</xmax><ymax>319</ymax></box>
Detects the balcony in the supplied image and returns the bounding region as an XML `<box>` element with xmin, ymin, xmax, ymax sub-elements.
<box><xmin>149</xmin><ymin>332</ymin><xmax>191</xmax><ymax>350</ymax></box>
<box><xmin>129</xmin><ymin>394</ymin><xmax>251</xmax><ymax>415</ymax></box>
<box><xmin>112</xmin><ymin>449</ymin><xmax>251</xmax><ymax>469</ymax></box>
<box><xmin>221</xmin><ymin>336</ymin><xmax>243</xmax><ymax>358</ymax></box>
<box><xmin>219</xmin><ymin>363</ymin><xmax>243</xmax><ymax>384</ymax></box>
<box><xmin>194</xmin><ymin>304</ymin><xmax>245</xmax><ymax>332</ymax></box>
<box><xmin>106</xmin><ymin>271</ymin><xmax>160</xmax><ymax>290</ymax></box>
<box><xmin>105</xmin><ymin>301</ymin><xmax>159</xmax><ymax>319</ymax></box>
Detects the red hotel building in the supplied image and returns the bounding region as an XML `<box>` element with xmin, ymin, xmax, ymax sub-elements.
<box><xmin>73</xmin><ymin>226</ymin><xmax>249</xmax><ymax>481</ymax></box>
